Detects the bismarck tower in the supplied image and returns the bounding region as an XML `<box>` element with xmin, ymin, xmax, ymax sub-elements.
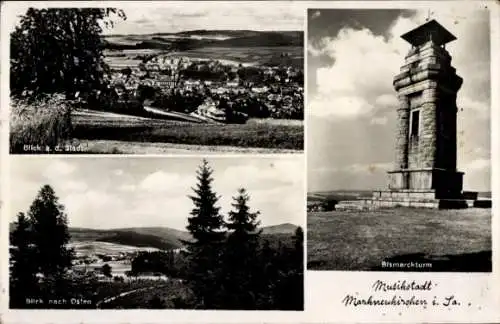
<box><xmin>337</xmin><ymin>19</ymin><xmax>476</xmax><ymax>211</ymax></box>
<box><xmin>380</xmin><ymin>19</ymin><xmax>468</xmax><ymax>208</ymax></box>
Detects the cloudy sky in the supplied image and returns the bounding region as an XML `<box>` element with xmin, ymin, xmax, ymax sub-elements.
<box><xmin>108</xmin><ymin>2</ymin><xmax>305</xmax><ymax>34</ymax></box>
<box><xmin>6</xmin><ymin>2</ymin><xmax>305</xmax><ymax>35</ymax></box>
<box><xmin>307</xmin><ymin>7</ymin><xmax>491</xmax><ymax>192</ymax></box>
<box><xmin>10</xmin><ymin>157</ymin><xmax>304</xmax><ymax>230</ymax></box>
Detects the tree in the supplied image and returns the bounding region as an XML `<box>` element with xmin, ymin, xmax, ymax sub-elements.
<box><xmin>223</xmin><ymin>188</ymin><xmax>262</xmax><ymax>309</ymax></box>
<box><xmin>10</xmin><ymin>8</ymin><xmax>126</xmax><ymax>98</ymax></box>
<box><xmin>290</xmin><ymin>226</ymin><xmax>304</xmax><ymax>309</ymax></box>
<box><xmin>292</xmin><ymin>226</ymin><xmax>304</xmax><ymax>268</ymax></box>
<box><xmin>10</xmin><ymin>212</ymin><xmax>38</xmax><ymax>308</ymax></box>
<box><xmin>273</xmin><ymin>226</ymin><xmax>304</xmax><ymax>310</ymax></box>
<box><xmin>102</xmin><ymin>263</ymin><xmax>112</xmax><ymax>278</ymax></box>
<box><xmin>27</xmin><ymin>185</ymin><xmax>74</xmax><ymax>282</ymax></box>
<box><xmin>183</xmin><ymin>159</ymin><xmax>226</xmax><ymax>309</ymax></box>
<box><xmin>147</xmin><ymin>296</ymin><xmax>166</xmax><ymax>309</ymax></box>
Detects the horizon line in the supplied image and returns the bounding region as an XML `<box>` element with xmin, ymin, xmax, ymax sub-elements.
<box><xmin>103</xmin><ymin>29</ymin><xmax>303</xmax><ymax>37</ymax></box>
<box><xmin>308</xmin><ymin>189</ymin><xmax>492</xmax><ymax>193</ymax></box>
<box><xmin>9</xmin><ymin>221</ymin><xmax>301</xmax><ymax>231</ymax></box>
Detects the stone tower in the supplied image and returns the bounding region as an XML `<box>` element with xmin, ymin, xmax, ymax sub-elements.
<box><xmin>337</xmin><ymin>19</ymin><xmax>472</xmax><ymax>210</ymax></box>
<box><xmin>387</xmin><ymin>19</ymin><xmax>465</xmax><ymax>200</ymax></box>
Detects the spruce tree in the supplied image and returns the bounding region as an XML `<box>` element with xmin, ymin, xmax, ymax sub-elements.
<box><xmin>223</xmin><ymin>188</ymin><xmax>262</xmax><ymax>309</ymax></box>
<box><xmin>27</xmin><ymin>185</ymin><xmax>73</xmax><ymax>291</ymax></box>
<box><xmin>256</xmin><ymin>239</ymin><xmax>278</xmax><ymax>309</ymax></box>
<box><xmin>184</xmin><ymin>160</ymin><xmax>226</xmax><ymax>309</ymax></box>
<box><xmin>10</xmin><ymin>212</ymin><xmax>38</xmax><ymax>308</ymax></box>
<box><xmin>290</xmin><ymin>226</ymin><xmax>304</xmax><ymax>310</ymax></box>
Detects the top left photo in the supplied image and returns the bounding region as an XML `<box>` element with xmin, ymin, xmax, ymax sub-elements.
<box><xmin>4</xmin><ymin>2</ymin><xmax>304</xmax><ymax>154</ymax></box>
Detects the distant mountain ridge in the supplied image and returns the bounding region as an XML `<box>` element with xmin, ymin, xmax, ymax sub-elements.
<box><xmin>9</xmin><ymin>223</ymin><xmax>300</xmax><ymax>251</ymax></box>
<box><xmin>102</xmin><ymin>30</ymin><xmax>303</xmax><ymax>50</ymax></box>
<box><xmin>105</xmin><ymin>30</ymin><xmax>301</xmax><ymax>38</ymax></box>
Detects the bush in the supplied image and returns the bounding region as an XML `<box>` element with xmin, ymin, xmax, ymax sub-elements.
<box><xmin>88</xmin><ymin>89</ymin><xmax>146</xmax><ymax>117</ymax></box>
<box><xmin>10</xmin><ymin>94</ymin><xmax>73</xmax><ymax>153</ymax></box>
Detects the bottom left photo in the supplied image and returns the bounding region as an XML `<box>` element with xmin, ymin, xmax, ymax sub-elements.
<box><xmin>7</xmin><ymin>156</ymin><xmax>304</xmax><ymax>310</ymax></box>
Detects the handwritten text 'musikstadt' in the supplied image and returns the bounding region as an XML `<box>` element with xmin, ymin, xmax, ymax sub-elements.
<box><xmin>372</xmin><ymin>280</ymin><xmax>433</xmax><ymax>292</ymax></box>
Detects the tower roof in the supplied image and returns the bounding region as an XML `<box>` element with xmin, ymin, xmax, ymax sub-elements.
<box><xmin>401</xmin><ymin>19</ymin><xmax>456</xmax><ymax>47</ymax></box>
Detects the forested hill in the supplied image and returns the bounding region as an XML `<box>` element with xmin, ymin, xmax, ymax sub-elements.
<box><xmin>102</xmin><ymin>30</ymin><xmax>303</xmax><ymax>50</ymax></box>
<box><xmin>9</xmin><ymin>223</ymin><xmax>300</xmax><ymax>251</ymax></box>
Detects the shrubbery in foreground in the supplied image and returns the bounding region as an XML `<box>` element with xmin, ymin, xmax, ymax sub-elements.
<box><xmin>10</xmin><ymin>94</ymin><xmax>73</xmax><ymax>153</ymax></box>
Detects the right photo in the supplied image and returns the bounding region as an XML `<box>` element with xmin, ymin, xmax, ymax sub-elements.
<box><xmin>306</xmin><ymin>8</ymin><xmax>492</xmax><ymax>272</ymax></box>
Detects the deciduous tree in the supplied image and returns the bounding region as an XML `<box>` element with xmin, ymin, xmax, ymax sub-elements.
<box><xmin>102</xmin><ymin>263</ymin><xmax>112</xmax><ymax>278</ymax></box>
<box><xmin>10</xmin><ymin>8</ymin><xmax>126</xmax><ymax>98</ymax></box>
<box><xmin>27</xmin><ymin>185</ymin><xmax>74</xmax><ymax>281</ymax></box>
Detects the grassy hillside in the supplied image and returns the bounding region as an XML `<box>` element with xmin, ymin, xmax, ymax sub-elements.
<box><xmin>307</xmin><ymin>207</ymin><xmax>491</xmax><ymax>272</ymax></box>
<box><xmin>261</xmin><ymin>223</ymin><xmax>298</xmax><ymax>235</ymax></box>
<box><xmin>11</xmin><ymin>223</ymin><xmax>299</xmax><ymax>250</ymax></box>
<box><xmin>72</xmin><ymin>115</ymin><xmax>304</xmax><ymax>151</ymax></box>
<box><xmin>70</xmin><ymin>228</ymin><xmax>184</xmax><ymax>250</ymax></box>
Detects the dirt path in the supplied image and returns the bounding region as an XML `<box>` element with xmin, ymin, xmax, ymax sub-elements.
<box><xmin>73</xmin><ymin>108</ymin><xmax>154</xmax><ymax>121</ymax></box>
<box><xmin>96</xmin><ymin>283</ymin><xmax>169</xmax><ymax>308</ymax></box>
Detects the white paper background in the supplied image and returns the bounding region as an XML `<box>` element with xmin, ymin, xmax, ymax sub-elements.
<box><xmin>1</xmin><ymin>1</ymin><xmax>499</xmax><ymax>323</ymax></box>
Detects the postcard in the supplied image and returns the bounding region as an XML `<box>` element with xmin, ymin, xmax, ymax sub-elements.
<box><xmin>0</xmin><ymin>1</ymin><xmax>498</xmax><ymax>323</ymax></box>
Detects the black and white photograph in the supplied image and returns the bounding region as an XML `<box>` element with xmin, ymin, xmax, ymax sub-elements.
<box><xmin>8</xmin><ymin>156</ymin><xmax>304</xmax><ymax>309</ymax></box>
<box><xmin>8</xmin><ymin>3</ymin><xmax>304</xmax><ymax>154</ymax></box>
<box><xmin>306</xmin><ymin>8</ymin><xmax>492</xmax><ymax>272</ymax></box>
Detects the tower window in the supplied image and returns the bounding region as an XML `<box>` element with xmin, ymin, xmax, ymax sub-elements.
<box><xmin>410</xmin><ymin>110</ymin><xmax>420</xmax><ymax>137</ymax></box>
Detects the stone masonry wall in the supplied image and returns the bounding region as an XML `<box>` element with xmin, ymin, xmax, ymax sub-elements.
<box><xmin>394</xmin><ymin>95</ymin><xmax>409</xmax><ymax>170</ymax></box>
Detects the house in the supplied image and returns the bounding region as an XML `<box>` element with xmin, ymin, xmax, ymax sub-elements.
<box><xmin>251</xmin><ymin>86</ymin><xmax>269</xmax><ymax>94</ymax></box>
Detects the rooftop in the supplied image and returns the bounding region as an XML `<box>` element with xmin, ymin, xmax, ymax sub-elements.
<box><xmin>401</xmin><ymin>19</ymin><xmax>456</xmax><ymax>47</ymax></box>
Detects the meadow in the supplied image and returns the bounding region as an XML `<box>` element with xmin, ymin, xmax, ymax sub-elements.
<box><xmin>99</xmin><ymin>279</ymin><xmax>194</xmax><ymax>309</ymax></box>
<box><xmin>103</xmin><ymin>46</ymin><xmax>303</xmax><ymax>69</ymax></box>
<box><xmin>173</xmin><ymin>46</ymin><xmax>303</xmax><ymax>67</ymax></box>
<box><xmin>307</xmin><ymin>207</ymin><xmax>492</xmax><ymax>272</ymax></box>
<box><xmin>72</xmin><ymin>111</ymin><xmax>303</xmax><ymax>152</ymax></box>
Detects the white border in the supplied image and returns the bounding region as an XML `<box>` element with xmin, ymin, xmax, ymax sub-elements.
<box><xmin>1</xmin><ymin>1</ymin><xmax>499</xmax><ymax>323</ymax></box>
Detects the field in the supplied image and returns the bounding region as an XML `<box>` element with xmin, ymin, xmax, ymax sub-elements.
<box><xmin>171</xmin><ymin>46</ymin><xmax>303</xmax><ymax>67</ymax></box>
<box><xmin>70</xmin><ymin>241</ymin><xmax>161</xmax><ymax>255</ymax></box>
<box><xmin>72</xmin><ymin>109</ymin><xmax>303</xmax><ymax>153</ymax></box>
<box><xmin>104</xmin><ymin>45</ymin><xmax>303</xmax><ymax>69</ymax></box>
<box><xmin>307</xmin><ymin>207</ymin><xmax>492</xmax><ymax>272</ymax></box>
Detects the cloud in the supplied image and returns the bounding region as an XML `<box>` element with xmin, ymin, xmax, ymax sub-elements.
<box><xmin>118</xmin><ymin>184</ymin><xmax>136</xmax><ymax>192</ymax></box>
<box><xmin>375</xmin><ymin>94</ymin><xmax>398</xmax><ymax>107</ymax></box>
<box><xmin>138</xmin><ymin>171</ymin><xmax>193</xmax><ymax>193</ymax></box>
<box><xmin>41</xmin><ymin>160</ymin><xmax>76</xmax><ymax>179</ymax></box>
<box><xmin>307</xmin><ymin>7</ymin><xmax>490</xmax><ymax>192</ymax></box>
<box><xmin>457</xmin><ymin>96</ymin><xmax>490</xmax><ymax>119</ymax></box>
<box><xmin>308</xmin><ymin>7</ymin><xmax>490</xmax><ymax>122</ymax></box>
<box><xmin>370</xmin><ymin>116</ymin><xmax>388</xmax><ymax>125</ymax></box>
<box><xmin>308</xmin><ymin>26</ymin><xmax>403</xmax><ymax>118</ymax></box>
<box><xmin>60</xmin><ymin>180</ymin><xmax>88</xmax><ymax>192</ymax></box>
<box><xmin>309</xmin><ymin>94</ymin><xmax>374</xmax><ymax>118</ymax></box>
<box><xmin>219</xmin><ymin>159</ymin><xmax>303</xmax><ymax>191</ymax></box>
<box><xmin>11</xmin><ymin>157</ymin><xmax>304</xmax><ymax>230</ymax></box>
<box><xmin>113</xmin><ymin>169</ymin><xmax>124</xmax><ymax>176</ymax></box>
<box><xmin>106</xmin><ymin>4</ymin><xmax>304</xmax><ymax>35</ymax></box>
